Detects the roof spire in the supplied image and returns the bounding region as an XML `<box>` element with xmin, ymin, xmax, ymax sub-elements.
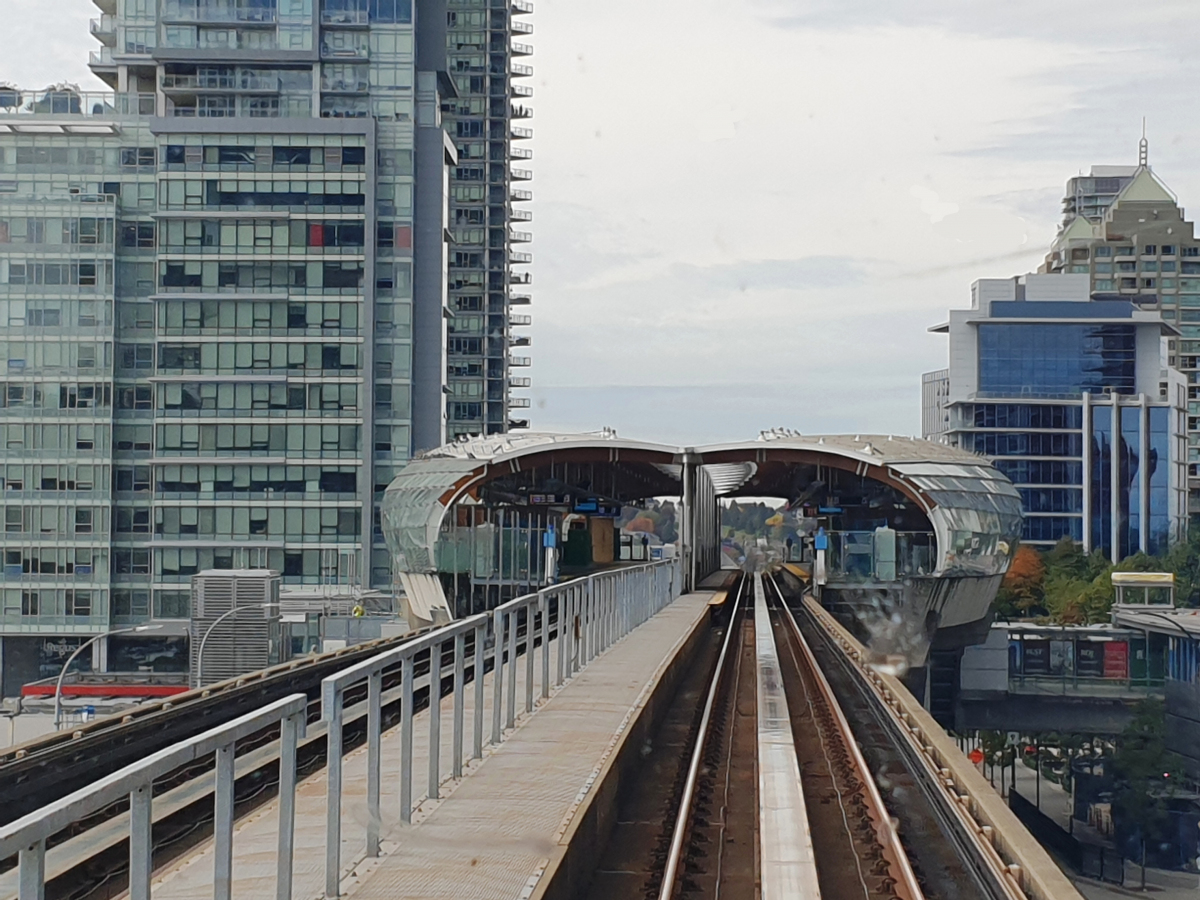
<box><xmin>1139</xmin><ymin>118</ymin><xmax>1148</xmax><ymax>169</ymax></box>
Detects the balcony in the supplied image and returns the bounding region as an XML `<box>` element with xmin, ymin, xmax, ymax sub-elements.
<box><xmin>510</xmin><ymin>397</ymin><xmax>531</xmax><ymax>408</ymax></box>
<box><xmin>511</xmin><ymin>104</ymin><xmax>532</xmax><ymax>120</ymax></box>
<box><xmin>509</xmin><ymin>376</ymin><xmax>531</xmax><ymax>387</ymax></box>
<box><xmin>510</xmin><ymin>293</ymin><xmax>531</xmax><ymax>304</ymax></box>
<box><xmin>511</xmin><ymin>62</ymin><xmax>533</xmax><ymax>77</ymax></box>
<box><xmin>90</xmin><ymin>15</ymin><xmax>116</xmax><ymax>46</ymax></box>
<box><xmin>511</xmin><ymin>167</ymin><xmax>532</xmax><ymax>183</ymax></box>
<box><xmin>321</xmin><ymin>75</ymin><xmax>370</xmax><ymax>93</ymax></box>
<box><xmin>512</xmin><ymin>84</ymin><xmax>533</xmax><ymax>98</ymax></box>
<box><xmin>510</xmin><ymin>188</ymin><xmax>532</xmax><ymax>202</ymax></box>
<box><xmin>509</xmin><ymin>335</ymin><xmax>530</xmax><ymax>347</ymax></box>
<box><xmin>511</xmin><ymin>0</ymin><xmax>533</xmax><ymax>13</ymax></box>
<box><xmin>509</xmin><ymin>230</ymin><xmax>532</xmax><ymax>243</ymax></box>
<box><xmin>512</xmin><ymin>41</ymin><xmax>533</xmax><ymax>57</ymax></box>
<box><xmin>162</xmin><ymin>73</ymin><xmax>283</xmax><ymax>91</ymax></box>
<box><xmin>511</xmin><ymin>125</ymin><xmax>533</xmax><ymax>139</ymax></box>
<box><xmin>161</xmin><ymin>1</ymin><xmax>278</xmax><ymax>24</ymax></box>
<box><xmin>321</xmin><ymin>7</ymin><xmax>370</xmax><ymax>26</ymax></box>
<box><xmin>89</xmin><ymin>47</ymin><xmax>116</xmax><ymax>69</ymax></box>
<box><xmin>510</xmin><ymin>314</ymin><xmax>532</xmax><ymax>326</ymax></box>
<box><xmin>511</xmin><ymin>250</ymin><xmax>532</xmax><ymax>263</ymax></box>
<box><xmin>321</xmin><ymin>42</ymin><xmax>369</xmax><ymax>60</ymax></box>
<box><xmin>510</xmin><ymin>208</ymin><xmax>532</xmax><ymax>222</ymax></box>
<box><xmin>508</xmin><ymin>418</ymin><xmax>530</xmax><ymax>429</ymax></box>
<box><xmin>0</xmin><ymin>89</ymin><xmax>155</xmax><ymax>123</ymax></box>
<box><xmin>509</xmin><ymin>356</ymin><xmax>531</xmax><ymax>367</ymax></box>
<box><xmin>512</xmin><ymin>20</ymin><xmax>533</xmax><ymax>34</ymax></box>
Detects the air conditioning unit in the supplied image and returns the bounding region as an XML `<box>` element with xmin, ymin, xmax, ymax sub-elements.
<box><xmin>190</xmin><ymin>569</ymin><xmax>284</xmax><ymax>688</ymax></box>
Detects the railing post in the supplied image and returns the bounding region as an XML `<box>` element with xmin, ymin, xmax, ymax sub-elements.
<box><xmin>525</xmin><ymin>600</ymin><xmax>536</xmax><ymax>713</ymax></box>
<box><xmin>214</xmin><ymin>742</ymin><xmax>236</xmax><ymax>900</ymax></box>
<box><xmin>540</xmin><ymin>591</ymin><xmax>550</xmax><ymax>700</ymax></box>
<box><xmin>18</xmin><ymin>839</ymin><xmax>45</xmax><ymax>900</ymax></box>
<box><xmin>428</xmin><ymin>638</ymin><xmax>442</xmax><ymax>801</ymax></box>
<box><xmin>277</xmin><ymin>710</ymin><xmax>303</xmax><ymax>900</ymax></box>
<box><xmin>473</xmin><ymin>621</ymin><xmax>485</xmax><ymax>760</ymax></box>
<box><xmin>324</xmin><ymin>690</ymin><xmax>343</xmax><ymax>897</ymax></box>
<box><xmin>366</xmin><ymin>670</ymin><xmax>382</xmax><ymax>858</ymax></box>
<box><xmin>584</xmin><ymin>575</ymin><xmax>595</xmax><ymax>664</ymax></box>
<box><xmin>400</xmin><ymin>655</ymin><xmax>414</xmax><ymax>824</ymax></box>
<box><xmin>556</xmin><ymin>591</ymin><xmax>567</xmax><ymax>687</ymax></box>
<box><xmin>453</xmin><ymin>630</ymin><xmax>465</xmax><ymax>778</ymax></box>
<box><xmin>491</xmin><ymin>613</ymin><xmax>504</xmax><ymax>744</ymax></box>
<box><xmin>129</xmin><ymin>785</ymin><xmax>152</xmax><ymax>900</ymax></box>
<box><xmin>506</xmin><ymin>607</ymin><xmax>518</xmax><ymax>729</ymax></box>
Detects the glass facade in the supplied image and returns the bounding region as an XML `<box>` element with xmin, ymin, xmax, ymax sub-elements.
<box><xmin>978</xmin><ymin>323</ymin><xmax>1137</xmax><ymax>396</ymax></box>
<box><xmin>0</xmin><ymin>0</ymin><xmax>534</xmax><ymax>667</ymax></box>
<box><xmin>1091</xmin><ymin>404</ymin><xmax>1113</xmax><ymax>557</ymax></box>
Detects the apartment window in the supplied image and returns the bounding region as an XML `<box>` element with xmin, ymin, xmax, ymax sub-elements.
<box><xmin>5</xmin><ymin>508</ymin><xmax>23</xmax><ymax>533</ymax></box>
<box><xmin>120</xmin><ymin>147</ymin><xmax>156</xmax><ymax>168</ymax></box>
<box><xmin>75</xmin><ymin>509</ymin><xmax>94</xmax><ymax>534</ymax></box>
<box><xmin>113</xmin><ymin>589</ymin><xmax>150</xmax><ymax>618</ymax></box>
<box><xmin>1163</xmin><ymin>245</ymin><xmax>1177</xmax><ymax>255</ymax></box>
<box><xmin>1143</xmin><ymin>245</ymin><xmax>1158</xmax><ymax>256</ymax></box>
<box><xmin>1094</xmin><ymin>246</ymin><xmax>1113</xmax><ymax>258</ymax></box>
<box><xmin>342</xmin><ymin>147</ymin><xmax>366</xmax><ymax>166</ymax></box>
<box><xmin>65</xmin><ymin>590</ymin><xmax>92</xmax><ymax>617</ymax></box>
<box><xmin>21</xmin><ymin>591</ymin><xmax>38</xmax><ymax>616</ymax></box>
<box><xmin>155</xmin><ymin>591</ymin><xmax>189</xmax><ymax>618</ymax></box>
<box><xmin>274</xmin><ymin>147</ymin><xmax>311</xmax><ymax>165</ymax></box>
<box><xmin>121</xmin><ymin>223</ymin><xmax>156</xmax><ymax>248</ymax></box>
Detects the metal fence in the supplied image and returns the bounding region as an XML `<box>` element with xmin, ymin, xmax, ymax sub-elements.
<box><xmin>0</xmin><ymin>694</ymin><xmax>307</xmax><ymax>900</ymax></box>
<box><xmin>320</xmin><ymin>557</ymin><xmax>680</xmax><ymax>897</ymax></box>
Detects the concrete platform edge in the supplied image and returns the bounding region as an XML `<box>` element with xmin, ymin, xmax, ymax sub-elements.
<box><xmin>528</xmin><ymin>595</ymin><xmax>714</xmax><ymax>900</ymax></box>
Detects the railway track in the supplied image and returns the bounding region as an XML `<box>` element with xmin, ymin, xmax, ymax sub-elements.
<box><xmin>0</xmin><ymin>614</ymin><xmax>554</xmax><ymax>900</ymax></box>
<box><xmin>640</xmin><ymin>572</ymin><xmax>1029</xmax><ymax>900</ymax></box>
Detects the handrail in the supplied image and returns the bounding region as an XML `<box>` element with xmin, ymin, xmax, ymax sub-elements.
<box><xmin>320</xmin><ymin>557</ymin><xmax>680</xmax><ymax>897</ymax></box>
<box><xmin>320</xmin><ymin>612</ymin><xmax>487</xmax><ymax>898</ymax></box>
<box><xmin>0</xmin><ymin>694</ymin><xmax>307</xmax><ymax>900</ymax></box>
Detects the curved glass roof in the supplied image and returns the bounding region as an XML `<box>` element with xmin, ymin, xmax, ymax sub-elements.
<box><xmin>382</xmin><ymin>432</ymin><xmax>1022</xmax><ymax>579</ymax></box>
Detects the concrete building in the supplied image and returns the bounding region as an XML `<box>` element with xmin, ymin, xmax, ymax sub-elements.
<box><xmin>442</xmin><ymin>0</ymin><xmax>533</xmax><ymax>438</ymax></box>
<box><xmin>924</xmin><ymin>272</ymin><xmax>1187</xmax><ymax>558</ymax></box>
<box><xmin>1039</xmin><ymin>148</ymin><xmax>1200</xmax><ymax>519</ymax></box>
<box><xmin>0</xmin><ymin>0</ymin><xmax>528</xmax><ymax>693</ymax></box>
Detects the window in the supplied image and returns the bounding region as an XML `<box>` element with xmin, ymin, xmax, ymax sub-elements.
<box><xmin>116</xmin><ymin>508</ymin><xmax>151</xmax><ymax>533</ymax></box>
<box><xmin>977</xmin><ymin>323</ymin><xmax>1137</xmax><ymax>396</ymax></box>
<box><xmin>5</xmin><ymin>508</ymin><xmax>23</xmax><ymax>533</ymax></box>
<box><xmin>75</xmin><ymin>509</ymin><xmax>94</xmax><ymax>534</ymax></box>
<box><xmin>113</xmin><ymin>589</ymin><xmax>150</xmax><ymax>618</ymax></box>
<box><xmin>121</xmin><ymin>223</ymin><xmax>156</xmax><ymax>248</ymax></box>
<box><xmin>21</xmin><ymin>591</ymin><xmax>38</xmax><ymax>616</ymax></box>
<box><xmin>65</xmin><ymin>590</ymin><xmax>92</xmax><ymax>617</ymax></box>
<box><xmin>342</xmin><ymin>146</ymin><xmax>366</xmax><ymax>166</ymax></box>
<box><xmin>274</xmin><ymin>147</ymin><xmax>311</xmax><ymax>165</ymax></box>
<box><xmin>1163</xmin><ymin>245</ymin><xmax>1177</xmax><ymax>255</ymax></box>
<box><xmin>1143</xmin><ymin>245</ymin><xmax>1157</xmax><ymax>255</ymax></box>
<box><xmin>120</xmin><ymin>147</ymin><xmax>156</xmax><ymax>168</ymax></box>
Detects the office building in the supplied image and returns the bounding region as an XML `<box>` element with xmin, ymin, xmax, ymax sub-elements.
<box><xmin>924</xmin><ymin>273</ymin><xmax>1187</xmax><ymax>559</ymax></box>
<box><xmin>1039</xmin><ymin>147</ymin><xmax>1200</xmax><ymax>515</ymax></box>
<box><xmin>0</xmin><ymin>0</ymin><xmax>532</xmax><ymax>693</ymax></box>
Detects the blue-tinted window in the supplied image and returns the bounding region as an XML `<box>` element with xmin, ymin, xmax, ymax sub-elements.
<box><xmin>1023</xmin><ymin>516</ymin><xmax>1083</xmax><ymax>542</ymax></box>
<box><xmin>978</xmin><ymin>323</ymin><xmax>1137</xmax><ymax>396</ymax></box>
<box><xmin>993</xmin><ymin>459</ymin><xmax>1082</xmax><ymax>485</ymax></box>
<box><xmin>1148</xmin><ymin>407</ymin><xmax>1170</xmax><ymax>555</ymax></box>
<box><xmin>1091</xmin><ymin>405</ymin><xmax>1112</xmax><ymax>558</ymax></box>
<box><xmin>969</xmin><ymin>432</ymin><xmax>1082</xmax><ymax>457</ymax></box>
<box><xmin>1019</xmin><ymin>488</ymin><xmax>1084</xmax><ymax>513</ymax></box>
<box><xmin>971</xmin><ymin>404</ymin><xmax>1083</xmax><ymax>429</ymax></box>
<box><xmin>1120</xmin><ymin>406</ymin><xmax>1141</xmax><ymax>558</ymax></box>
<box><xmin>369</xmin><ymin>0</ymin><xmax>412</xmax><ymax>22</ymax></box>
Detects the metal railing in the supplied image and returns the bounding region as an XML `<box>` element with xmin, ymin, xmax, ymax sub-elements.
<box><xmin>0</xmin><ymin>694</ymin><xmax>307</xmax><ymax>900</ymax></box>
<box><xmin>319</xmin><ymin>613</ymin><xmax>487</xmax><ymax>897</ymax></box>
<box><xmin>319</xmin><ymin>558</ymin><xmax>679</xmax><ymax>897</ymax></box>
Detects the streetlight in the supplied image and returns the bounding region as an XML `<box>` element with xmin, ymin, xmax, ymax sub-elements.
<box><xmin>194</xmin><ymin>602</ymin><xmax>281</xmax><ymax>688</ymax></box>
<box><xmin>54</xmin><ymin>624</ymin><xmax>162</xmax><ymax>729</ymax></box>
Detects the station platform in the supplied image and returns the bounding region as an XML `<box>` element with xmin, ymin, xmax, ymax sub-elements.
<box><xmin>138</xmin><ymin>590</ymin><xmax>714</xmax><ymax>900</ymax></box>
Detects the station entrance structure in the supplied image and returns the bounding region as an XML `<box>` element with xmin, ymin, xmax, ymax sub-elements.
<box><xmin>382</xmin><ymin>431</ymin><xmax>1023</xmax><ymax>650</ymax></box>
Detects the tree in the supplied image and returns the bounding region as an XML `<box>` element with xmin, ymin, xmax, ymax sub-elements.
<box><xmin>1112</xmin><ymin>698</ymin><xmax>1184</xmax><ymax>878</ymax></box>
<box><xmin>626</xmin><ymin>515</ymin><xmax>655</xmax><ymax>534</ymax></box>
<box><xmin>994</xmin><ymin>545</ymin><xmax>1046</xmax><ymax>617</ymax></box>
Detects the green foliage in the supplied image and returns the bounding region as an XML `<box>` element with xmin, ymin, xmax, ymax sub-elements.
<box><xmin>617</xmin><ymin>500</ymin><xmax>678</xmax><ymax>544</ymax></box>
<box><xmin>1112</xmin><ymin>698</ymin><xmax>1185</xmax><ymax>850</ymax></box>
<box><xmin>1006</xmin><ymin>532</ymin><xmax>1200</xmax><ymax>624</ymax></box>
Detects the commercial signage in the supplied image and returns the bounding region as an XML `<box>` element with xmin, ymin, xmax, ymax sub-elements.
<box><xmin>1103</xmin><ymin>641</ymin><xmax>1129</xmax><ymax>679</ymax></box>
<box><xmin>1076</xmin><ymin>642</ymin><xmax>1104</xmax><ymax>678</ymax></box>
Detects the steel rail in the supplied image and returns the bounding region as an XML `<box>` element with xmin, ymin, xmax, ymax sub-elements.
<box><xmin>657</xmin><ymin>574</ymin><xmax>744</xmax><ymax>900</ymax></box>
<box><xmin>764</xmin><ymin>573</ymin><xmax>927</xmax><ymax>900</ymax></box>
<box><xmin>792</xmin><ymin>591</ymin><xmax>1032</xmax><ymax>900</ymax></box>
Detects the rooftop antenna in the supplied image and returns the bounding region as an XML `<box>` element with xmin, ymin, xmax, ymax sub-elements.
<box><xmin>1139</xmin><ymin>118</ymin><xmax>1148</xmax><ymax>169</ymax></box>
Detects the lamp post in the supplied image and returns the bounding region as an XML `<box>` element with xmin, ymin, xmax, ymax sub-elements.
<box><xmin>194</xmin><ymin>602</ymin><xmax>280</xmax><ymax>688</ymax></box>
<box><xmin>54</xmin><ymin>624</ymin><xmax>162</xmax><ymax>729</ymax></box>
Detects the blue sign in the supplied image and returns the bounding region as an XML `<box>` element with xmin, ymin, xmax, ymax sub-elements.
<box><xmin>814</xmin><ymin>527</ymin><xmax>828</xmax><ymax>551</ymax></box>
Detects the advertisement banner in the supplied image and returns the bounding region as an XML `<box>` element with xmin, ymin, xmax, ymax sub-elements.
<box><xmin>1104</xmin><ymin>641</ymin><xmax>1129</xmax><ymax>679</ymax></box>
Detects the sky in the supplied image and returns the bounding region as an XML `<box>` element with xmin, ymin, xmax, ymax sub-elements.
<box><xmin>5</xmin><ymin>0</ymin><xmax>1200</xmax><ymax>445</ymax></box>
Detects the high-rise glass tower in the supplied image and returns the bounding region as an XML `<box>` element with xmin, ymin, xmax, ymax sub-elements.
<box><xmin>0</xmin><ymin>0</ymin><xmax>530</xmax><ymax>692</ymax></box>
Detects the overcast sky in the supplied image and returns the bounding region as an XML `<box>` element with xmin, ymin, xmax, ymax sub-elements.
<box><xmin>5</xmin><ymin>0</ymin><xmax>1200</xmax><ymax>445</ymax></box>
